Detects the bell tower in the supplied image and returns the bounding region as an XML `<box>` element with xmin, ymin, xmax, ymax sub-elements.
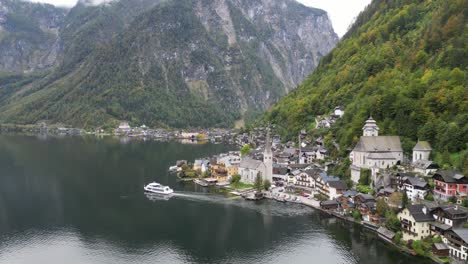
<box><xmin>263</xmin><ymin>128</ymin><xmax>273</xmax><ymax>182</ymax></box>
<box><xmin>362</xmin><ymin>116</ymin><xmax>379</xmax><ymax>136</ymax></box>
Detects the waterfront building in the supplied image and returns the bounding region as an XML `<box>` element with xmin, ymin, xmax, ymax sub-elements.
<box><xmin>349</xmin><ymin>117</ymin><xmax>403</xmax><ymax>184</ymax></box>
<box><xmin>443</xmin><ymin>229</ymin><xmax>468</xmax><ymax>261</ymax></box>
<box><xmin>432</xmin><ymin>171</ymin><xmax>468</xmax><ymax>201</ymax></box>
<box><xmin>115</xmin><ymin>121</ymin><xmax>131</xmax><ymax>134</ymax></box>
<box><xmin>429</xmin><ymin>205</ymin><xmax>468</xmax><ymax>236</ymax></box>
<box><xmin>398</xmin><ymin>204</ymin><xmax>433</xmax><ymax>241</ymax></box>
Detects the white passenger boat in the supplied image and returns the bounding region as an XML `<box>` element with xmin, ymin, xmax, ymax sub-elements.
<box><xmin>144</xmin><ymin>182</ymin><xmax>174</xmax><ymax>194</ymax></box>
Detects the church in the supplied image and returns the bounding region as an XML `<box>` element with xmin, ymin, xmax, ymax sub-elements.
<box><xmin>349</xmin><ymin>117</ymin><xmax>403</xmax><ymax>184</ymax></box>
<box><xmin>238</xmin><ymin>130</ymin><xmax>273</xmax><ymax>184</ymax></box>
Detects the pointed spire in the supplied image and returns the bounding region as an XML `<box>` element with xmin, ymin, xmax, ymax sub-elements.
<box><xmin>265</xmin><ymin>127</ymin><xmax>272</xmax><ymax>154</ymax></box>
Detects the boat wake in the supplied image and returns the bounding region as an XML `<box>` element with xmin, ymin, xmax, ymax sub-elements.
<box><xmin>172</xmin><ymin>192</ymin><xmax>237</xmax><ymax>203</ymax></box>
<box><xmin>171</xmin><ymin>192</ymin><xmax>312</xmax><ymax>217</ymax></box>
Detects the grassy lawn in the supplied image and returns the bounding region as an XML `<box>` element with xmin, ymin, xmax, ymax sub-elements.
<box><xmin>229</xmin><ymin>182</ymin><xmax>254</xmax><ymax>190</ymax></box>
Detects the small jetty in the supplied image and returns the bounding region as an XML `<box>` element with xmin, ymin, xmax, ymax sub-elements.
<box><xmin>243</xmin><ymin>191</ymin><xmax>264</xmax><ymax>201</ymax></box>
<box><xmin>194</xmin><ymin>178</ymin><xmax>218</xmax><ymax>187</ymax></box>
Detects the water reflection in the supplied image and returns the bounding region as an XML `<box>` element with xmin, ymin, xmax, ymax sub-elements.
<box><xmin>0</xmin><ymin>135</ymin><xmax>429</xmax><ymax>264</ymax></box>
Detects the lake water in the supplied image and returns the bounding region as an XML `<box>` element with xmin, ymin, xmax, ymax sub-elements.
<box><xmin>0</xmin><ymin>135</ymin><xmax>428</xmax><ymax>264</ymax></box>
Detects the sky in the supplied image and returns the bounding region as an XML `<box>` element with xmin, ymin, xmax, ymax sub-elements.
<box><xmin>26</xmin><ymin>0</ymin><xmax>372</xmax><ymax>37</ymax></box>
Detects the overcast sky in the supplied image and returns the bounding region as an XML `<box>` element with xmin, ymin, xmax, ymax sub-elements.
<box><xmin>26</xmin><ymin>0</ymin><xmax>371</xmax><ymax>37</ymax></box>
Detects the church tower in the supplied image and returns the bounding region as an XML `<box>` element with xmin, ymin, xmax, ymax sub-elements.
<box><xmin>412</xmin><ymin>141</ymin><xmax>432</xmax><ymax>162</ymax></box>
<box><xmin>362</xmin><ymin>116</ymin><xmax>379</xmax><ymax>136</ymax></box>
<box><xmin>263</xmin><ymin>128</ymin><xmax>273</xmax><ymax>183</ymax></box>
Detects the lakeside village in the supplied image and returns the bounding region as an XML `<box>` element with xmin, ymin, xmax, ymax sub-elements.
<box><xmin>0</xmin><ymin>121</ymin><xmax>239</xmax><ymax>144</ymax></box>
<box><xmin>172</xmin><ymin>109</ymin><xmax>468</xmax><ymax>264</ymax></box>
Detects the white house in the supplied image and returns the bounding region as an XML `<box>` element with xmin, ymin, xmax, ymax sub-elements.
<box><xmin>398</xmin><ymin>204</ymin><xmax>433</xmax><ymax>241</ymax></box>
<box><xmin>116</xmin><ymin>121</ymin><xmax>131</xmax><ymax>134</ymax></box>
<box><xmin>398</xmin><ymin>176</ymin><xmax>429</xmax><ymax>201</ymax></box>
<box><xmin>350</xmin><ymin>117</ymin><xmax>403</xmax><ymax>183</ymax></box>
<box><xmin>334</xmin><ymin>106</ymin><xmax>345</xmax><ymax>117</ymax></box>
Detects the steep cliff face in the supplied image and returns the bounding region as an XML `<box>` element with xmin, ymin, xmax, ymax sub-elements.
<box><xmin>0</xmin><ymin>0</ymin><xmax>338</xmax><ymax>128</ymax></box>
<box><xmin>0</xmin><ymin>0</ymin><xmax>67</xmax><ymax>72</ymax></box>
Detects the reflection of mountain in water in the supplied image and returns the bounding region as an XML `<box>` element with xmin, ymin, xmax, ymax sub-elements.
<box><xmin>0</xmin><ymin>135</ymin><xmax>429</xmax><ymax>264</ymax></box>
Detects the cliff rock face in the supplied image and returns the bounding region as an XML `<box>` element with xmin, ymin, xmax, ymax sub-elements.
<box><xmin>0</xmin><ymin>0</ymin><xmax>67</xmax><ymax>72</ymax></box>
<box><xmin>0</xmin><ymin>0</ymin><xmax>338</xmax><ymax>128</ymax></box>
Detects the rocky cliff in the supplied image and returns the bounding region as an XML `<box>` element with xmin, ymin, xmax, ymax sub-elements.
<box><xmin>0</xmin><ymin>0</ymin><xmax>338</xmax><ymax>128</ymax></box>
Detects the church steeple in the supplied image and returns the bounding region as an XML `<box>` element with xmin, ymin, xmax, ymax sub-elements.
<box><xmin>263</xmin><ymin>128</ymin><xmax>273</xmax><ymax>182</ymax></box>
<box><xmin>362</xmin><ymin>116</ymin><xmax>379</xmax><ymax>136</ymax></box>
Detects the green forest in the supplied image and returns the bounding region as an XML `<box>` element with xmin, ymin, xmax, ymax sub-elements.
<box><xmin>264</xmin><ymin>0</ymin><xmax>467</xmax><ymax>172</ymax></box>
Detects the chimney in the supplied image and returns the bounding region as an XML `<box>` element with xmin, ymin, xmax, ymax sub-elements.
<box><xmin>422</xmin><ymin>206</ymin><xmax>427</xmax><ymax>214</ymax></box>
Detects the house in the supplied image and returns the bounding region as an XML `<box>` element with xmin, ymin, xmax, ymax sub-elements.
<box><xmin>337</xmin><ymin>190</ymin><xmax>358</xmax><ymax>214</ymax></box>
<box><xmin>412</xmin><ymin>160</ymin><xmax>439</xmax><ymax>176</ymax></box>
<box><xmin>354</xmin><ymin>194</ymin><xmax>378</xmax><ymax>223</ymax></box>
<box><xmin>431</xmin><ymin>205</ymin><xmax>468</xmax><ymax>229</ymax></box>
<box><xmin>115</xmin><ymin>121</ymin><xmax>131</xmax><ymax>134</ymax></box>
<box><xmin>218</xmin><ymin>155</ymin><xmax>240</xmax><ymax>176</ymax></box>
<box><xmin>210</xmin><ymin>163</ymin><xmax>228</xmax><ymax>182</ymax></box>
<box><xmin>443</xmin><ymin>229</ymin><xmax>468</xmax><ymax>261</ymax></box>
<box><xmin>320</xmin><ymin>200</ymin><xmax>339</xmax><ymax>210</ymax></box>
<box><xmin>294</xmin><ymin>170</ymin><xmax>318</xmax><ymax>189</ymax></box>
<box><xmin>316</xmin><ymin>173</ymin><xmax>340</xmax><ymax>198</ymax></box>
<box><xmin>349</xmin><ymin>117</ymin><xmax>403</xmax><ymax>183</ymax></box>
<box><xmin>193</xmin><ymin>159</ymin><xmax>210</xmax><ymax>173</ymax></box>
<box><xmin>433</xmin><ymin>171</ymin><xmax>468</xmax><ymax>201</ymax></box>
<box><xmin>432</xmin><ymin>243</ymin><xmax>450</xmax><ymax>257</ymax></box>
<box><xmin>273</xmin><ymin>165</ymin><xmax>289</xmax><ymax>182</ymax></box>
<box><xmin>398</xmin><ymin>176</ymin><xmax>429</xmax><ymax>201</ymax></box>
<box><xmin>333</xmin><ymin>106</ymin><xmax>345</xmax><ymax>118</ymax></box>
<box><xmin>299</xmin><ymin>147</ymin><xmax>316</xmax><ymax>164</ymax></box>
<box><xmin>397</xmin><ymin>204</ymin><xmax>433</xmax><ymax>241</ymax></box>
<box><xmin>325</xmin><ymin>180</ymin><xmax>348</xmax><ymax>200</ymax></box>
<box><xmin>315</xmin><ymin>147</ymin><xmax>328</xmax><ymax>161</ymax></box>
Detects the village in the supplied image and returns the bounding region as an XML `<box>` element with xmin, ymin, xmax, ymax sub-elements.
<box><xmin>171</xmin><ymin>107</ymin><xmax>467</xmax><ymax>264</ymax></box>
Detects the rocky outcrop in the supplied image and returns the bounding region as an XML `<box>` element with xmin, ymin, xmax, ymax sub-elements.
<box><xmin>0</xmin><ymin>0</ymin><xmax>67</xmax><ymax>72</ymax></box>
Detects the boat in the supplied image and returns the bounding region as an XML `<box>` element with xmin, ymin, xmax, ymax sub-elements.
<box><xmin>144</xmin><ymin>182</ymin><xmax>174</xmax><ymax>195</ymax></box>
<box><xmin>168</xmin><ymin>165</ymin><xmax>178</xmax><ymax>172</ymax></box>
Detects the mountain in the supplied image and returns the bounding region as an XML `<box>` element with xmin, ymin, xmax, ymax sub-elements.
<box><xmin>264</xmin><ymin>0</ymin><xmax>467</xmax><ymax>171</ymax></box>
<box><xmin>0</xmin><ymin>0</ymin><xmax>338</xmax><ymax>128</ymax></box>
<box><xmin>0</xmin><ymin>0</ymin><xmax>67</xmax><ymax>72</ymax></box>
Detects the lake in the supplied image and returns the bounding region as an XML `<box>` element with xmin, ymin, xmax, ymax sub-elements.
<box><xmin>0</xmin><ymin>135</ymin><xmax>428</xmax><ymax>264</ymax></box>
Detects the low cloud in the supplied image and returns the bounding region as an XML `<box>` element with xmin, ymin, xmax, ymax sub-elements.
<box><xmin>23</xmin><ymin>0</ymin><xmax>117</xmax><ymax>7</ymax></box>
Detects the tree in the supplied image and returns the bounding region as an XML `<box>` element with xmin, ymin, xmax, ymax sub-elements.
<box><xmin>402</xmin><ymin>191</ymin><xmax>409</xmax><ymax>208</ymax></box>
<box><xmin>263</xmin><ymin>179</ymin><xmax>271</xmax><ymax>191</ymax></box>
<box><xmin>385</xmin><ymin>210</ymin><xmax>400</xmax><ymax>232</ymax></box>
<box><xmin>352</xmin><ymin>210</ymin><xmax>362</xmax><ymax>221</ymax></box>
<box><xmin>254</xmin><ymin>172</ymin><xmax>263</xmax><ymax>192</ymax></box>
<box><xmin>376</xmin><ymin>199</ymin><xmax>389</xmax><ymax>216</ymax></box>
<box><xmin>240</xmin><ymin>144</ymin><xmax>252</xmax><ymax>156</ymax></box>
<box><xmin>425</xmin><ymin>192</ymin><xmax>434</xmax><ymax>201</ymax></box>
<box><xmin>359</xmin><ymin>168</ymin><xmax>371</xmax><ymax>185</ymax></box>
<box><xmin>230</xmin><ymin>174</ymin><xmax>241</xmax><ymax>189</ymax></box>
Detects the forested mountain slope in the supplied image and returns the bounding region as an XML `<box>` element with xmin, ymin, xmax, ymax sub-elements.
<box><xmin>0</xmin><ymin>0</ymin><xmax>338</xmax><ymax>128</ymax></box>
<box><xmin>264</xmin><ymin>0</ymin><xmax>467</xmax><ymax>171</ymax></box>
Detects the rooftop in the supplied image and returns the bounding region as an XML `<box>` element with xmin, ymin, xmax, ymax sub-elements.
<box><xmin>413</xmin><ymin>141</ymin><xmax>432</xmax><ymax>151</ymax></box>
<box><xmin>353</xmin><ymin>136</ymin><xmax>402</xmax><ymax>152</ymax></box>
<box><xmin>407</xmin><ymin>204</ymin><xmax>433</xmax><ymax>222</ymax></box>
